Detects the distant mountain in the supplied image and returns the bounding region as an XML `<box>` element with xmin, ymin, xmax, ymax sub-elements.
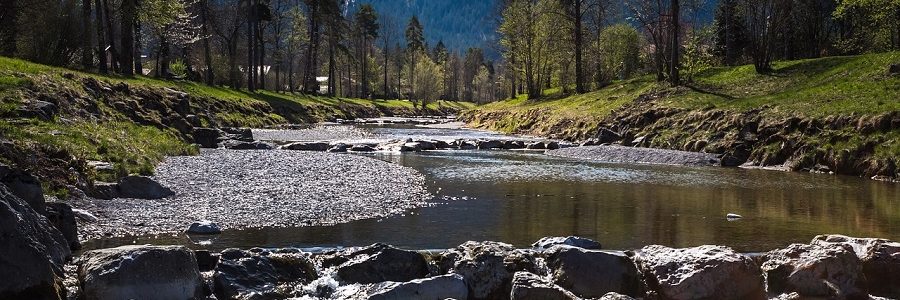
<box><xmin>348</xmin><ymin>0</ymin><xmax>500</xmax><ymax>56</ymax></box>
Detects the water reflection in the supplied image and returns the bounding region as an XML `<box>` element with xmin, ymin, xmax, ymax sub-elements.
<box><xmin>85</xmin><ymin>148</ymin><xmax>900</xmax><ymax>253</ymax></box>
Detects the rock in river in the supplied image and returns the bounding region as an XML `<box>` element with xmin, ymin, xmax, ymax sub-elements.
<box><xmin>532</xmin><ymin>236</ymin><xmax>602</xmax><ymax>250</ymax></box>
<box><xmin>282</xmin><ymin>141</ymin><xmax>331</xmax><ymax>151</ymax></box>
<box><xmin>335</xmin><ymin>244</ymin><xmax>429</xmax><ymax>284</ymax></box>
<box><xmin>186</xmin><ymin>220</ymin><xmax>221</xmax><ymax>234</ymax></box>
<box><xmin>109</xmin><ymin>175</ymin><xmax>175</xmax><ymax>199</ymax></box>
<box><xmin>810</xmin><ymin>234</ymin><xmax>900</xmax><ymax>298</ymax></box>
<box><xmin>761</xmin><ymin>243</ymin><xmax>868</xmax><ymax>299</ymax></box>
<box><xmin>0</xmin><ymin>184</ymin><xmax>70</xmax><ymax>299</ymax></box>
<box><xmin>78</xmin><ymin>245</ymin><xmax>203</xmax><ymax>300</ymax></box>
<box><xmin>437</xmin><ymin>241</ymin><xmax>540</xmax><ymax>300</ymax></box>
<box><xmin>214</xmin><ymin>248</ymin><xmax>318</xmax><ymax>299</ymax></box>
<box><xmin>368</xmin><ymin>274</ymin><xmax>469</xmax><ymax>300</ymax></box>
<box><xmin>510</xmin><ymin>271</ymin><xmax>577</xmax><ymax>300</ymax></box>
<box><xmin>544</xmin><ymin>246</ymin><xmax>640</xmax><ymax>298</ymax></box>
<box><xmin>634</xmin><ymin>245</ymin><xmax>766</xmax><ymax>300</ymax></box>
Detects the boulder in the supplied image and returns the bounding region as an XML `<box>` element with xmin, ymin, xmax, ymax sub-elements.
<box><xmin>635</xmin><ymin>245</ymin><xmax>766</xmax><ymax>300</ymax></box>
<box><xmin>595</xmin><ymin>128</ymin><xmax>622</xmax><ymax>144</ymax></box>
<box><xmin>186</xmin><ymin>220</ymin><xmax>221</xmax><ymax>234</ymax></box>
<box><xmin>213</xmin><ymin>249</ymin><xmax>318</xmax><ymax>299</ymax></box>
<box><xmin>283</xmin><ymin>141</ymin><xmax>331</xmax><ymax>151</ymax></box>
<box><xmin>16</xmin><ymin>99</ymin><xmax>58</xmax><ymax>120</ymax></box>
<box><xmin>222</xmin><ymin>140</ymin><xmax>273</xmax><ymax>150</ymax></box>
<box><xmin>600</xmin><ymin>292</ymin><xmax>636</xmax><ymax>300</ymax></box>
<box><xmin>0</xmin><ymin>185</ymin><xmax>70</xmax><ymax>299</ymax></box>
<box><xmin>532</xmin><ymin>236</ymin><xmax>601</xmax><ymax>250</ymax></box>
<box><xmin>184</xmin><ymin>114</ymin><xmax>201</xmax><ymax>127</ymax></box>
<box><xmin>458</xmin><ymin>141</ymin><xmax>477</xmax><ymax>150</ymax></box>
<box><xmin>78</xmin><ymin>245</ymin><xmax>203</xmax><ymax>300</ymax></box>
<box><xmin>545</xmin><ymin>246</ymin><xmax>640</xmax><ymax>298</ymax></box>
<box><xmin>0</xmin><ymin>165</ymin><xmax>45</xmax><ymax>214</ymax></box>
<box><xmin>477</xmin><ymin>140</ymin><xmax>503</xmax><ymax>150</ymax></box>
<box><xmin>811</xmin><ymin>234</ymin><xmax>900</xmax><ymax>298</ymax></box>
<box><xmin>44</xmin><ymin>202</ymin><xmax>80</xmax><ymax>251</ymax></box>
<box><xmin>400</xmin><ymin>142</ymin><xmax>424</xmax><ymax>152</ymax></box>
<box><xmin>192</xmin><ymin>128</ymin><xmax>222</xmax><ymax>148</ymax></box>
<box><xmin>525</xmin><ymin>142</ymin><xmax>546</xmax><ymax>150</ymax></box>
<box><xmin>762</xmin><ymin>243</ymin><xmax>868</xmax><ymax>299</ymax></box>
<box><xmin>368</xmin><ymin>274</ymin><xmax>469</xmax><ymax>300</ymax></box>
<box><xmin>438</xmin><ymin>241</ymin><xmax>540</xmax><ymax>300</ymax></box>
<box><xmin>544</xmin><ymin>141</ymin><xmax>560</xmax><ymax>150</ymax></box>
<box><xmin>509</xmin><ymin>271</ymin><xmax>577</xmax><ymax>300</ymax></box>
<box><xmin>503</xmin><ymin>141</ymin><xmax>526</xmax><ymax>150</ymax></box>
<box><xmin>336</xmin><ymin>244</ymin><xmax>429</xmax><ymax>284</ymax></box>
<box><xmin>220</xmin><ymin>127</ymin><xmax>254</xmax><ymax>142</ymax></box>
<box><xmin>72</xmin><ymin>208</ymin><xmax>99</xmax><ymax>222</ymax></box>
<box><xmin>194</xmin><ymin>250</ymin><xmax>219</xmax><ymax>272</ymax></box>
<box><xmin>116</xmin><ymin>175</ymin><xmax>175</xmax><ymax>199</ymax></box>
<box><xmin>434</xmin><ymin>140</ymin><xmax>452</xmax><ymax>149</ymax></box>
<box><xmin>415</xmin><ymin>140</ymin><xmax>438</xmax><ymax>151</ymax></box>
<box><xmin>327</xmin><ymin>143</ymin><xmax>351</xmax><ymax>153</ymax></box>
<box><xmin>350</xmin><ymin>145</ymin><xmax>377</xmax><ymax>152</ymax></box>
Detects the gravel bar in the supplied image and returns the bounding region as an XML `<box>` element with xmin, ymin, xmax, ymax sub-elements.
<box><xmin>546</xmin><ymin>145</ymin><xmax>721</xmax><ymax>167</ymax></box>
<box><xmin>74</xmin><ymin>149</ymin><xmax>431</xmax><ymax>241</ymax></box>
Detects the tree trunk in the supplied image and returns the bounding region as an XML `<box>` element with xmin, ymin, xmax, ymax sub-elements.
<box><xmin>247</xmin><ymin>0</ymin><xmax>256</xmax><ymax>91</ymax></box>
<box><xmin>257</xmin><ymin>21</ymin><xmax>265</xmax><ymax>90</ymax></box>
<box><xmin>81</xmin><ymin>0</ymin><xmax>93</xmax><ymax>70</ymax></box>
<box><xmin>573</xmin><ymin>0</ymin><xmax>585</xmax><ymax>94</ymax></box>
<box><xmin>96</xmin><ymin>0</ymin><xmax>107</xmax><ymax>73</ymax></box>
<box><xmin>134</xmin><ymin>18</ymin><xmax>143</xmax><ymax>75</ymax></box>
<box><xmin>328</xmin><ymin>43</ymin><xmax>335</xmax><ymax>96</ymax></box>
<box><xmin>102</xmin><ymin>0</ymin><xmax>120</xmax><ymax>72</ymax></box>
<box><xmin>669</xmin><ymin>0</ymin><xmax>680</xmax><ymax>85</ymax></box>
<box><xmin>120</xmin><ymin>0</ymin><xmax>135</xmax><ymax>76</ymax></box>
<box><xmin>303</xmin><ymin>2</ymin><xmax>319</xmax><ymax>93</ymax></box>
<box><xmin>201</xmin><ymin>0</ymin><xmax>214</xmax><ymax>85</ymax></box>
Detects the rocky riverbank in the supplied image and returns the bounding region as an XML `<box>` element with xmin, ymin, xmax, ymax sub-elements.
<box><xmin>54</xmin><ymin>234</ymin><xmax>900</xmax><ymax>300</ymax></box>
<box><xmin>462</xmin><ymin>96</ymin><xmax>900</xmax><ymax>182</ymax></box>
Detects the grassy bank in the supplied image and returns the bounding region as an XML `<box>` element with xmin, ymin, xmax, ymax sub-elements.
<box><xmin>0</xmin><ymin>56</ymin><xmax>474</xmax><ymax>195</ymax></box>
<box><xmin>463</xmin><ymin>52</ymin><xmax>900</xmax><ymax>179</ymax></box>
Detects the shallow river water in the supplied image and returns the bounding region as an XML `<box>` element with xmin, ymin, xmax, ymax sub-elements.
<box><xmin>88</xmin><ymin>124</ymin><xmax>900</xmax><ymax>252</ymax></box>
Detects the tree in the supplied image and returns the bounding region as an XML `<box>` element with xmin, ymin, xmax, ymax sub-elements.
<box><xmin>714</xmin><ymin>0</ymin><xmax>749</xmax><ymax>65</ymax></box>
<box><xmin>598</xmin><ymin>24</ymin><xmax>641</xmax><ymax>81</ymax></box>
<box><xmin>682</xmin><ymin>26</ymin><xmax>715</xmax><ymax>82</ymax></box>
<box><xmin>560</xmin><ymin>0</ymin><xmax>590</xmax><ymax>93</ymax></box>
<box><xmin>355</xmin><ymin>4</ymin><xmax>379</xmax><ymax>98</ymax></box>
<box><xmin>405</xmin><ymin>16</ymin><xmax>424</xmax><ymax>100</ymax></box>
<box><xmin>742</xmin><ymin>0</ymin><xmax>783</xmax><ymax>72</ymax></box>
<box><xmin>409</xmin><ymin>54</ymin><xmax>442</xmax><ymax>109</ymax></box>
<box><xmin>499</xmin><ymin>0</ymin><xmax>560</xmax><ymax>99</ymax></box>
<box><xmin>121</xmin><ymin>0</ymin><xmax>137</xmax><ymax>76</ymax></box>
<box><xmin>670</xmin><ymin>0</ymin><xmax>681</xmax><ymax>85</ymax></box>
<box><xmin>833</xmin><ymin>0</ymin><xmax>900</xmax><ymax>53</ymax></box>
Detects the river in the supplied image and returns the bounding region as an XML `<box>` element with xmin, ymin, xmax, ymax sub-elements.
<box><xmin>85</xmin><ymin>123</ymin><xmax>900</xmax><ymax>253</ymax></box>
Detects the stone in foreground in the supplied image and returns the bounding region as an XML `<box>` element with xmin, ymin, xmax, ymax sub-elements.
<box><xmin>762</xmin><ymin>243</ymin><xmax>868</xmax><ymax>299</ymax></box>
<box><xmin>532</xmin><ymin>236</ymin><xmax>602</xmax><ymax>250</ymax></box>
<box><xmin>336</xmin><ymin>244</ymin><xmax>429</xmax><ymax>284</ymax></box>
<box><xmin>368</xmin><ymin>274</ymin><xmax>469</xmax><ymax>300</ymax></box>
<box><xmin>78</xmin><ymin>245</ymin><xmax>203</xmax><ymax>300</ymax></box>
<box><xmin>545</xmin><ymin>246</ymin><xmax>640</xmax><ymax>298</ymax></box>
<box><xmin>0</xmin><ymin>185</ymin><xmax>70</xmax><ymax>299</ymax></box>
<box><xmin>438</xmin><ymin>241</ymin><xmax>540</xmax><ymax>300</ymax></box>
<box><xmin>214</xmin><ymin>248</ymin><xmax>318</xmax><ymax>299</ymax></box>
<box><xmin>635</xmin><ymin>245</ymin><xmax>766</xmax><ymax>300</ymax></box>
<box><xmin>811</xmin><ymin>234</ymin><xmax>900</xmax><ymax>298</ymax></box>
<box><xmin>509</xmin><ymin>271</ymin><xmax>577</xmax><ymax>300</ymax></box>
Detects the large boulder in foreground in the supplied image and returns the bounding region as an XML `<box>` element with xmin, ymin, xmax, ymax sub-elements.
<box><xmin>509</xmin><ymin>271</ymin><xmax>577</xmax><ymax>300</ymax></box>
<box><xmin>0</xmin><ymin>164</ymin><xmax>46</xmax><ymax>214</ymax></box>
<box><xmin>213</xmin><ymin>248</ymin><xmax>318</xmax><ymax>299</ymax></box>
<box><xmin>335</xmin><ymin>244</ymin><xmax>429</xmax><ymax>284</ymax></box>
<box><xmin>368</xmin><ymin>274</ymin><xmax>469</xmax><ymax>300</ymax></box>
<box><xmin>437</xmin><ymin>241</ymin><xmax>540</xmax><ymax>300</ymax></box>
<box><xmin>635</xmin><ymin>245</ymin><xmax>765</xmax><ymax>300</ymax></box>
<box><xmin>811</xmin><ymin>234</ymin><xmax>900</xmax><ymax>298</ymax></box>
<box><xmin>0</xmin><ymin>185</ymin><xmax>70</xmax><ymax>299</ymax></box>
<box><xmin>544</xmin><ymin>246</ymin><xmax>640</xmax><ymax>298</ymax></box>
<box><xmin>45</xmin><ymin>202</ymin><xmax>80</xmax><ymax>251</ymax></box>
<box><xmin>761</xmin><ymin>243</ymin><xmax>868</xmax><ymax>299</ymax></box>
<box><xmin>78</xmin><ymin>245</ymin><xmax>202</xmax><ymax>300</ymax></box>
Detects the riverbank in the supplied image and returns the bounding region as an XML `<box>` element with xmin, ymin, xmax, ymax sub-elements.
<box><xmin>461</xmin><ymin>52</ymin><xmax>900</xmax><ymax>181</ymax></box>
<box><xmin>0</xmin><ymin>56</ymin><xmax>473</xmax><ymax>197</ymax></box>
<box><xmin>63</xmin><ymin>234</ymin><xmax>900</xmax><ymax>300</ymax></box>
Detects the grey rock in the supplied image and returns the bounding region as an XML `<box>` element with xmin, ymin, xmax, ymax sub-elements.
<box><xmin>220</xmin><ymin>127</ymin><xmax>254</xmax><ymax>142</ymax></box>
<box><xmin>477</xmin><ymin>140</ymin><xmax>503</xmax><ymax>150</ymax></box>
<box><xmin>544</xmin><ymin>141</ymin><xmax>560</xmax><ymax>150</ymax></box>
<box><xmin>350</xmin><ymin>145</ymin><xmax>377</xmax><ymax>152</ymax></box>
<box><xmin>811</xmin><ymin>234</ymin><xmax>900</xmax><ymax>298</ymax></box>
<box><xmin>328</xmin><ymin>143</ymin><xmax>351</xmax><ymax>153</ymax></box>
<box><xmin>762</xmin><ymin>243</ymin><xmax>868</xmax><ymax>299</ymax></box>
<box><xmin>72</xmin><ymin>208</ymin><xmax>99</xmax><ymax>222</ymax></box>
<box><xmin>533</xmin><ymin>236</ymin><xmax>601</xmax><ymax>250</ymax></box>
<box><xmin>213</xmin><ymin>249</ymin><xmax>317</xmax><ymax>299</ymax></box>
<box><xmin>525</xmin><ymin>142</ymin><xmax>546</xmax><ymax>150</ymax></box>
<box><xmin>185</xmin><ymin>114</ymin><xmax>201</xmax><ymax>127</ymax></box>
<box><xmin>116</xmin><ymin>175</ymin><xmax>175</xmax><ymax>199</ymax></box>
<box><xmin>510</xmin><ymin>272</ymin><xmax>577</xmax><ymax>300</ymax></box>
<box><xmin>599</xmin><ymin>292</ymin><xmax>636</xmax><ymax>300</ymax></box>
<box><xmin>0</xmin><ymin>185</ymin><xmax>70</xmax><ymax>299</ymax></box>
<box><xmin>368</xmin><ymin>274</ymin><xmax>469</xmax><ymax>300</ymax></box>
<box><xmin>186</xmin><ymin>220</ymin><xmax>221</xmax><ymax>234</ymax></box>
<box><xmin>16</xmin><ymin>99</ymin><xmax>58</xmax><ymax>120</ymax></box>
<box><xmin>635</xmin><ymin>245</ymin><xmax>765</xmax><ymax>300</ymax></box>
<box><xmin>194</xmin><ymin>250</ymin><xmax>219</xmax><ymax>272</ymax></box>
<box><xmin>192</xmin><ymin>128</ymin><xmax>222</xmax><ymax>148</ymax></box>
<box><xmin>415</xmin><ymin>140</ymin><xmax>438</xmax><ymax>151</ymax></box>
<box><xmin>503</xmin><ymin>140</ymin><xmax>526</xmax><ymax>150</ymax></box>
<box><xmin>0</xmin><ymin>165</ymin><xmax>45</xmax><ymax>214</ymax></box>
<box><xmin>401</xmin><ymin>142</ymin><xmax>424</xmax><ymax>152</ymax></box>
<box><xmin>545</xmin><ymin>246</ymin><xmax>640</xmax><ymax>298</ymax></box>
<box><xmin>45</xmin><ymin>202</ymin><xmax>80</xmax><ymax>251</ymax></box>
<box><xmin>336</xmin><ymin>244</ymin><xmax>429</xmax><ymax>284</ymax></box>
<box><xmin>79</xmin><ymin>245</ymin><xmax>203</xmax><ymax>300</ymax></box>
<box><xmin>282</xmin><ymin>141</ymin><xmax>331</xmax><ymax>151</ymax></box>
<box><xmin>595</xmin><ymin>128</ymin><xmax>622</xmax><ymax>144</ymax></box>
<box><xmin>222</xmin><ymin>140</ymin><xmax>274</xmax><ymax>150</ymax></box>
<box><xmin>547</xmin><ymin>145</ymin><xmax>721</xmax><ymax>167</ymax></box>
<box><xmin>439</xmin><ymin>241</ymin><xmax>540</xmax><ymax>300</ymax></box>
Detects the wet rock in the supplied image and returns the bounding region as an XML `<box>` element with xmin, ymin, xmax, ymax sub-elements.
<box><xmin>439</xmin><ymin>241</ymin><xmax>539</xmax><ymax>300</ymax></box>
<box><xmin>0</xmin><ymin>185</ymin><xmax>70</xmax><ymax>299</ymax></box>
<box><xmin>222</xmin><ymin>140</ymin><xmax>274</xmax><ymax>150</ymax></box>
<box><xmin>458</xmin><ymin>141</ymin><xmax>477</xmax><ymax>150</ymax></box>
<box><xmin>221</xmin><ymin>127</ymin><xmax>254</xmax><ymax>142</ymax></box>
<box><xmin>79</xmin><ymin>245</ymin><xmax>203</xmax><ymax>300</ymax></box>
<box><xmin>525</xmin><ymin>142</ymin><xmax>546</xmax><ymax>150</ymax></box>
<box><xmin>635</xmin><ymin>245</ymin><xmax>765</xmax><ymax>300</ymax></box>
<box><xmin>45</xmin><ymin>202</ymin><xmax>80</xmax><ymax>251</ymax></box>
<box><xmin>116</xmin><ymin>175</ymin><xmax>175</xmax><ymax>199</ymax></box>
<box><xmin>400</xmin><ymin>142</ymin><xmax>424</xmax><ymax>152</ymax></box>
<box><xmin>327</xmin><ymin>143</ymin><xmax>351</xmax><ymax>153</ymax></box>
<box><xmin>415</xmin><ymin>140</ymin><xmax>438</xmax><ymax>151</ymax></box>
<box><xmin>213</xmin><ymin>249</ymin><xmax>317</xmax><ymax>299</ymax></box>
<box><xmin>580</xmin><ymin>140</ymin><xmax>597</xmax><ymax>147</ymax></box>
<box><xmin>193</xmin><ymin>127</ymin><xmax>223</xmax><ymax>148</ymax></box>
<box><xmin>434</xmin><ymin>140</ymin><xmax>452</xmax><ymax>149</ymax></box>
<box><xmin>595</xmin><ymin>128</ymin><xmax>622</xmax><ymax>144</ymax></box>
<box><xmin>368</xmin><ymin>274</ymin><xmax>469</xmax><ymax>300</ymax></box>
<box><xmin>503</xmin><ymin>140</ymin><xmax>526</xmax><ymax>149</ymax></box>
<box><xmin>187</xmin><ymin>220</ymin><xmax>221</xmax><ymax>234</ymax></box>
<box><xmin>544</xmin><ymin>141</ymin><xmax>560</xmax><ymax>150</ymax></box>
<box><xmin>72</xmin><ymin>208</ymin><xmax>98</xmax><ymax>222</ymax></box>
<box><xmin>282</xmin><ymin>141</ymin><xmax>331</xmax><ymax>151</ymax></box>
<box><xmin>810</xmin><ymin>235</ymin><xmax>900</xmax><ymax>298</ymax></box>
<box><xmin>762</xmin><ymin>243</ymin><xmax>868</xmax><ymax>298</ymax></box>
<box><xmin>0</xmin><ymin>164</ymin><xmax>46</xmax><ymax>214</ymax></box>
<box><xmin>336</xmin><ymin>244</ymin><xmax>429</xmax><ymax>284</ymax></box>
<box><xmin>477</xmin><ymin>140</ymin><xmax>503</xmax><ymax>150</ymax></box>
<box><xmin>545</xmin><ymin>246</ymin><xmax>640</xmax><ymax>298</ymax></box>
<box><xmin>509</xmin><ymin>271</ymin><xmax>577</xmax><ymax>300</ymax></box>
<box><xmin>194</xmin><ymin>250</ymin><xmax>219</xmax><ymax>272</ymax></box>
<box><xmin>532</xmin><ymin>236</ymin><xmax>602</xmax><ymax>250</ymax></box>
<box><xmin>350</xmin><ymin>144</ymin><xmax>377</xmax><ymax>152</ymax></box>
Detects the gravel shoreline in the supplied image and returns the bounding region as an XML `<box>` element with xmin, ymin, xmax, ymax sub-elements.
<box><xmin>73</xmin><ymin>149</ymin><xmax>431</xmax><ymax>241</ymax></box>
<box><xmin>546</xmin><ymin>145</ymin><xmax>721</xmax><ymax>167</ymax></box>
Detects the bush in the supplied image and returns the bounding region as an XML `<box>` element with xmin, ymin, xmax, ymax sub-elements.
<box><xmin>599</xmin><ymin>24</ymin><xmax>642</xmax><ymax>82</ymax></box>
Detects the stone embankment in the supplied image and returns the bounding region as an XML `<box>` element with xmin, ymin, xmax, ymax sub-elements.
<box><xmin>57</xmin><ymin>235</ymin><xmax>900</xmax><ymax>300</ymax></box>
